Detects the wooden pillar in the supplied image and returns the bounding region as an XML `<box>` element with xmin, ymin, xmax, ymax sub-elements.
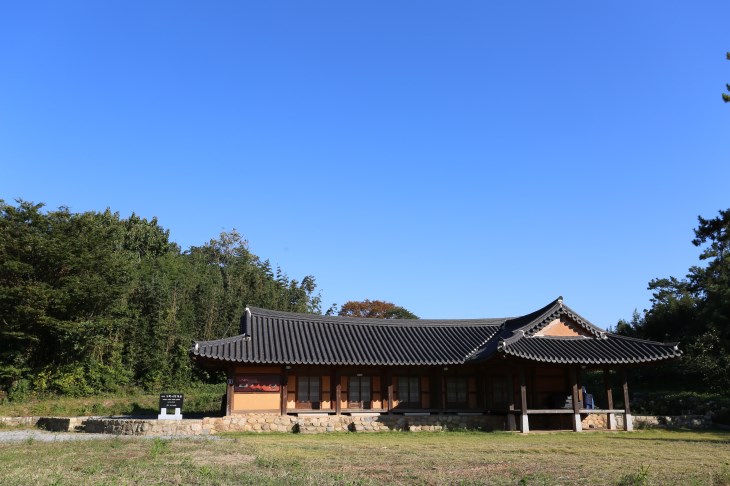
<box><xmin>226</xmin><ymin>371</ymin><xmax>234</xmax><ymax>416</ymax></box>
<box><xmin>335</xmin><ymin>370</ymin><xmax>342</xmax><ymax>416</ymax></box>
<box><xmin>386</xmin><ymin>371</ymin><xmax>394</xmax><ymax>413</ymax></box>
<box><xmin>622</xmin><ymin>369</ymin><xmax>633</xmax><ymax>431</ymax></box>
<box><xmin>519</xmin><ymin>366</ymin><xmax>529</xmax><ymax>433</ymax></box>
<box><xmin>280</xmin><ymin>370</ymin><xmax>289</xmax><ymax>416</ymax></box>
<box><xmin>439</xmin><ymin>368</ymin><xmax>446</xmax><ymax>410</ymax></box>
<box><xmin>604</xmin><ymin>368</ymin><xmax>617</xmax><ymax>430</ymax></box>
<box><xmin>506</xmin><ymin>369</ymin><xmax>516</xmax><ymax>431</ymax></box>
<box><xmin>570</xmin><ymin>367</ymin><xmax>582</xmax><ymax>432</ymax></box>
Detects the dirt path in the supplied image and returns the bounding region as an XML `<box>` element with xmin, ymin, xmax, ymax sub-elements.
<box><xmin>0</xmin><ymin>430</ymin><xmax>119</xmax><ymax>442</ymax></box>
<box><xmin>0</xmin><ymin>430</ymin><xmax>220</xmax><ymax>443</ymax></box>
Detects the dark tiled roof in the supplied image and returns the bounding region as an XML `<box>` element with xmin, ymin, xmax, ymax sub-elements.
<box><xmin>190</xmin><ymin>298</ymin><xmax>682</xmax><ymax>367</ymax></box>
<box><xmin>191</xmin><ymin>306</ymin><xmax>504</xmax><ymax>366</ymax></box>
<box><xmin>500</xmin><ymin>296</ymin><xmax>605</xmax><ymax>338</ymax></box>
<box><xmin>496</xmin><ymin>334</ymin><xmax>680</xmax><ymax>365</ymax></box>
<box><xmin>468</xmin><ymin>297</ymin><xmax>681</xmax><ymax>364</ymax></box>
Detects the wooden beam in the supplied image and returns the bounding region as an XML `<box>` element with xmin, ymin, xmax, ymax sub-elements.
<box><xmin>519</xmin><ymin>367</ymin><xmax>528</xmax><ymax>412</ymax></box>
<box><xmin>505</xmin><ymin>368</ymin><xmax>516</xmax><ymax>432</ymax></box>
<box><xmin>604</xmin><ymin>368</ymin><xmax>617</xmax><ymax>430</ymax></box>
<box><xmin>439</xmin><ymin>369</ymin><xmax>446</xmax><ymax>410</ymax></box>
<box><xmin>280</xmin><ymin>370</ymin><xmax>288</xmax><ymax>416</ymax></box>
<box><xmin>603</xmin><ymin>368</ymin><xmax>614</xmax><ymax>409</ymax></box>
<box><xmin>226</xmin><ymin>370</ymin><xmax>234</xmax><ymax>416</ymax></box>
<box><xmin>506</xmin><ymin>370</ymin><xmax>515</xmax><ymax>411</ymax></box>
<box><xmin>621</xmin><ymin>368</ymin><xmax>633</xmax><ymax>430</ymax></box>
<box><xmin>335</xmin><ymin>370</ymin><xmax>342</xmax><ymax>416</ymax></box>
<box><xmin>330</xmin><ymin>370</ymin><xmax>336</xmax><ymax>412</ymax></box>
<box><xmin>570</xmin><ymin>368</ymin><xmax>580</xmax><ymax>413</ymax></box>
<box><xmin>569</xmin><ymin>367</ymin><xmax>582</xmax><ymax>432</ymax></box>
<box><xmin>577</xmin><ymin>368</ymin><xmax>583</xmax><ymax>403</ymax></box>
<box><xmin>519</xmin><ymin>366</ymin><xmax>529</xmax><ymax>433</ymax></box>
<box><xmin>621</xmin><ymin>369</ymin><xmax>631</xmax><ymax>414</ymax></box>
<box><xmin>386</xmin><ymin>371</ymin><xmax>394</xmax><ymax>413</ymax></box>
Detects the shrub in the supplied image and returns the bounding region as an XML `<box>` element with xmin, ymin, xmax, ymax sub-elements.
<box><xmin>7</xmin><ymin>379</ymin><xmax>32</xmax><ymax>401</ymax></box>
<box><xmin>616</xmin><ymin>465</ymin><xmax>650</xmax><ymax>486</ymax></box>
<box><xmin>713</xmin><ymin>408</ymin><xmax>730</xmax><ymax>426</ymax></box>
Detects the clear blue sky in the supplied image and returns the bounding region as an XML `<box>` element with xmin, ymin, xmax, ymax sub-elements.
<box><xmin>1</xmin><ymin>1</ymin><xmax>728</xmax><ymax>328</ymax></box>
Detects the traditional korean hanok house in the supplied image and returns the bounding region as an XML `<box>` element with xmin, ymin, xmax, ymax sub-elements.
<box><xmin>190</xmin><ymin>297</ymin><xmax>680</xmax><ymax>432</ymax></box>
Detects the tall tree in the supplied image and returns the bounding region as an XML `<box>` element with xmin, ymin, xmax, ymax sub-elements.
<box><xmin>338</xmin><ymin>299</ymin><xmax>418</xmax><ymax>319</ymax></box>
<box><xmin>0</xmin><ymin>199</ymin><xmax>323</xmax><ymax>396</ymax></box>
<box><xmin>617</xmin><ymin>209</ymin><xmax>730</xmax><ymax>390</ymax></box>
<box><xmin>724</xmin><ymin>52</ymin><xmax>730</xmax><ymax>103</ymax></box>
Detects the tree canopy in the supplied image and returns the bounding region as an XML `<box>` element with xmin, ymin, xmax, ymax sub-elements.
<box><xmin>724</xmin><ymin>52</ymin><xmax>730</xmax><ymax>103</ymax></box>
<box><xmin>338</xmin><ymin>299</ymin><xmax>418</xmax><ymax>319</ymax></box>
<box><xmin>616</xmin><ymin>208</ymin><xmax>730</xmax><ymax>391</ymax></box>
<box><xmin>0</xmin><ymin>199</ymin><xmax>322</xmax><ymax>397</ymax></box>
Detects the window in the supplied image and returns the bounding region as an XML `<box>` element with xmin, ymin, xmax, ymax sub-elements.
<box><xmin>348</xmin><ymin>376</ymin><xmax>371</xmax><ymax>408</ymax></box>
<box><xmin>446</xmin><ymin>377</ymin><xmax>468</xmax><ymax>408</ymax></box>
<box><xmin>397</xmin><ymin>376</ymin><xmax>420</xmax><ymax>407</ymax></box>
<box><xmin>297</xmin><ymin>376</ymin><xmax>320</xmax><ymax>407</ymax></box>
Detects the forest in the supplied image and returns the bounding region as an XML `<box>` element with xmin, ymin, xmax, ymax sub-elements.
<box><xmin>0</xmin><ymin>199</ymin><xmax>323</xmax><ymax>399</ymax></box>
<box><xmin>1</xmin><ymin>199</ymin><xmax>729</xmax><ymax>407</ymax></box>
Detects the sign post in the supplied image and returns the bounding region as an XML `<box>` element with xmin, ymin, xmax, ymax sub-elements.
<box><xmin>158</xmin><ymin>393</ymin><xmax>184</xmax><ymax>420</ymax></box>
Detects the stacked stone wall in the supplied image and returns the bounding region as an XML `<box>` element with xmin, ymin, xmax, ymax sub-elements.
<box><xmin>84</xmin><ymin>413</ymin><xmax>506</xmax><ymax>436</ymax></box>
<box><xmin>0</xmin><ymin>416</ymin><xmax>40</xmax><ymax>428</ymax></box>
<box><xmin>1</xmin><ymin>412</ymin><xmax>715</xmax><ymax>436</ymax></box>
<box><xmin>630</xmin><ymin>414</ymin><xmax>712</xmax><ymax>429</ymax></box>
<box><xmin>36</xmin><ymin>416</ymin><xmax>89</xmax><ymax>432</ymax></box>
<box><xmin>84</xmin><ymin>418</ymin><xmax>205</xmax><ymax>436</ymax></box>
<box><xmin>581</xmin><ymin>413</ymin><xmax>607</xmax><ymax>429</ymax></box>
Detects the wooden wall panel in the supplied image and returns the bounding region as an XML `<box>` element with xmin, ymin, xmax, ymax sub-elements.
<box><xmin>233</xmin><ymin>392</ymin><xmax>279</xmax><ymax>411</ymax></box>
<box><xmin>321</xmin><ymin>376</ymin><xmax>331</xmax><ymax>410</ymax></box>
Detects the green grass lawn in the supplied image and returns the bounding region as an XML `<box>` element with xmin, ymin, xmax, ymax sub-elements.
<box><xmin>0</xmin><ymin>430</ymin><xmax>729</xmax><ymax>485</ymax></box>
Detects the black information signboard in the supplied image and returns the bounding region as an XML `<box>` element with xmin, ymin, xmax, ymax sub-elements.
<box><xmin>159</xmin><ymin>393</ymin><xmax>184</xmax><ymax>410</ymax></box>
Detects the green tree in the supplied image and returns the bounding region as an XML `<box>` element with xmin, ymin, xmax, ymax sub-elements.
<box><xmin>617</xmin><ymin>209</ymin><xmax>730</xmax><ymax>391</ymax></box>
<box><xmin>0</xmin><ymin>200</ymin><xmax>324</xmax><ymax>396</ymax></box>
<box><xmin>724</xmin><ymin>52</ymin><xmax>730</xmax><ymax>103</ymax></box>
<box><xmin>338</xmin><ymin>299</ymin><xmax>418</xmax><ymax>319</ymax></box>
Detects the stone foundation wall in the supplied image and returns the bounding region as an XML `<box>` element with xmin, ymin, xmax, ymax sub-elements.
<box><xmin>581</xmin><ymin>413</ymin><xmax>607</xmax><ymax>429</ymax></box>
<box><xmin>578</xmin><ymin>413</ymin><xmax>711</xmax><ymax>430</ymax></box>
<box><xmin>36</xmin><ymin>417</ymin><xmax>89</xmax><ymax>432</ymax></box>
<box><xmin>0</xmin><ymin>416</ymin><xmax>40</xmax><ymax>428</ymax></box>
<box><xmin>630</xmin><ymin>414</ymin><xmax>712</xmax><ymax>429</ymax></box>
<box><xmin>84</xmin><ymin>413</ymin><xmax>507</xmax><ymax>436</ymax></box>
<box><xmin>1</xmin><ymin>412</ymin><xmax>714</xmax><ymax>436</ymax></box>
<box><xmin>84</xmin><ymin>418</ymin><xmax>206</xmax><ymax>436</ymax></box>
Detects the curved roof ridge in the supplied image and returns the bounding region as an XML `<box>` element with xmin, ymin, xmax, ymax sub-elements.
<box><xmin>501</xmin><ymin>297</ymin><xmax>605</xmax><ymax>338</ymax></box>
<box><xmin>531</xmin><ymin>335</ymin><xmax>591</xmax><ymax>340</ymax></box>
<box><xmin>502</xmin><ymin>296</ymin><xmax>563</xmax><ymax>330</ymax></box>
<box><xmin>604</xmin><ymin>332</ymin><xmax>680</xmax><ymax>348</ymax></box>
<box><xmin>462</xmin><ymin>328</ymin><xmax>500</xmax><ymax>361</ymax></box>
<box><xmin>246</xmin><ymin>305</ymin><xmax>508</xmax><ymax>327</ymax></box>
<box><xmin>194</xmin><ymin>334</ymin><xmax>243</xmax><ymax>346</ymax></box>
